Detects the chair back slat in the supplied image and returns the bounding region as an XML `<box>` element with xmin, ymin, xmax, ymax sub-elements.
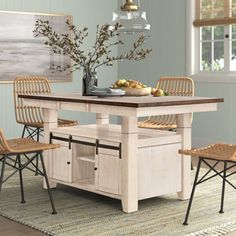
<box><xmin>14</xmin><ymin>76</ymin><xmax>51</xmax><ymax>126</ymax></box>
<box><xmin>148</xmin><ymin>77</ymin><xmax>194</xmax><ymax>127</ymax></box>
<box><xmin>0</xmin><ymin>129</ymin><xmax>11</xmax><ymax>153</ymax></box>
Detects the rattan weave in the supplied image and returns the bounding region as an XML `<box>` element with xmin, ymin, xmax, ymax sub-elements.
<box><xmin>13</xmin><ymin>76</ymin><xmax>78</xmax><ymax>128</ymax></box>
<box><xmin>0</xmin><ymin>128</ymin><xmax>59</xmax><ymax>155</ymax></box>
<box><xmin>179</xmin><ymin>143</ymin><xmax>236</xmax><ymax>161</ymax></box>
<box><xmin>138</xmin><ymin>77</ymin><xmax>194</xmax><ymax>129</ymax></box>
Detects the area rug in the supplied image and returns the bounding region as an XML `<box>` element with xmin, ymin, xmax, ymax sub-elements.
<box><xmin>0</xmin><ymin>168</ymin><xmax>236</xmax><ymax>236</ymax></box>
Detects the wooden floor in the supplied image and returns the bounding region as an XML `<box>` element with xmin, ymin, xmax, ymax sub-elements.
<box><xmin>0</xmin><ymin>216</ymin><xmax>46</xmax><ymax>236</ymax></box>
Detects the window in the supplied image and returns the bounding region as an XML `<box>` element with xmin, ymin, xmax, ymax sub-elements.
<box><xmin>200</xmin><ymin>25</ymin><xmax>225</xmax><ymax>71</ymax></box>
<box><xmin>187</xmin><ymin>0</ymin><xmax>236</xmax><ymax>81</ymax></box>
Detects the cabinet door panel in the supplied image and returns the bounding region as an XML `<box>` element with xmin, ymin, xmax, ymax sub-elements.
<box><xmin>138</xmin><ymin>143</ymin><xmax>181</xmax><ymax>200</ymax></box>
<box><xmin>97</xmin><ymin>154</ymin><xmax>121</xmax><ymax>195</ymax></box>
<box><xmin>52</xmin><ymin>141</ymin><xmax>72</xmax><ymax>183</ymax></box>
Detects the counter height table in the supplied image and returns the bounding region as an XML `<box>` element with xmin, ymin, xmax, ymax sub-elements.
<box><xmin>20</xmin><ymin>93</ymin><xmax>223</xmax><ymax>213</ymax></box>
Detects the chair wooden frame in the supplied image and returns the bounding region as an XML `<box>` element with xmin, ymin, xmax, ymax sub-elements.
<box><xmin>0</xmin><ymin>128</ymin><xmax>59</xmax><ymax>214</ymax></box>
<box><xmin>14</xmin><ymin>76</ymin><xmax>78</xmax><ymax>130</ymax></box>
<box><xmin>13</xmin><ymin>76</ymin><xmax>78</xmax><ymax>174</ymax></box>
<box><xmin>138</xmin><ymin>77</ymin><xmax>194</xmax><ymax>129</ymax></box>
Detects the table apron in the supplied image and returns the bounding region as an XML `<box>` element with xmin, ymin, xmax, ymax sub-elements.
<box><xmin>23</xmin><ymin>99</ymin><xmax>218</xmax><ymax>117</ymax></box>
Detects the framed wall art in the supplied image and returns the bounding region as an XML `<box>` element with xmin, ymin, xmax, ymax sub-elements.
<box><xmin>0</xmin><ymin>11</ymin><xmax>72</xmax><ymax>83</ymax></box>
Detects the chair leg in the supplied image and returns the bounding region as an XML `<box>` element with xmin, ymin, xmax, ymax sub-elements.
<box><xmin>21</xmin><ymin>125</ymin><xmax>26</xmax><ymax>138</ymax></box>
<box><xmin>191</xmin><ymin>161</ymin><xmax>194</xmax><ymax>170</ymax></box>
<box><xmin>35</xmin><ymin>156</ymin><xmax>39</xmax><ymax>176</ymax></box>
<box><xmin>14</xmin><ymin>125</ymin><xmax>27</xmax><ymax>169</ymax></box>
<box><xmin>183</xmin><ymin>158</ymin><xmax>202</xmax><ymax>226</ymax></box>
<box><xmin>219</xmin><ymin>161</ymin><xmax>227</xmax><ymax>214</ymax></box>
<box><xmin>35</xmin><ymin>128</ymin><xmax>40</xmax><ymax>176</ymax></box>
<box><xmin>39</xmin><ymin>152</ymin><xmax>57</xmax><ymax>215</ymax></box>
<box><xmin>0</xmin><ymin>156</ymin><xmax>6</xmax><ymax>192</ymax></box>
<box><xmin>17</xmin><ymin>155</ymin><xmax>26</xmax><ymax>204</ymax></box>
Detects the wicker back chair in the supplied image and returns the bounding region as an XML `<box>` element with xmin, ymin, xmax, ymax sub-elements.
<box><xmin>138</xmin><ymin>77</ymin><xmax>194</xmax><ymax>129</ymax></box>
<box><xmin>13</xmin><ymin>76</ymin><xmax>78</xmax><ymax>174</ymax></box>
<box><xmin>14</xmin><ymin>76</ymin><xmax>51</xmax><ymax>128</ymax></box>
<box><xmin>0</xmin><ymin>128</ymin><xmax>59</xmax><ymax>214</ymax></box>
<box><xmin>14</xmin><ymin>76</ymin><xmax>78</xmax><ymax>130</ymax></box>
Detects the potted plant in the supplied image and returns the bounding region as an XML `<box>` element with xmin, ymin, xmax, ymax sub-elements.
<box><xmin>33</xmin><ymin>20</ymin><xmax>152</xmax><ymax>95</ymax></box>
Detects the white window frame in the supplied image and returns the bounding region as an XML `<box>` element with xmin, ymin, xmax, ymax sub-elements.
<box><xmin>186</xmin><ymin>0</ymin><xmax>236</xmax><ymax>83</ymax></box>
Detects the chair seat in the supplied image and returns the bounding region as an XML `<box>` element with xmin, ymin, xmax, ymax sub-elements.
<box><xmin>19</xmin><ymin>118</ymin><xmax>78</xmax><ymax>129</ymax></box>
<box><xmin>58</xmin><ymin>118</ymin><xmax>78</xmax><ymax>127</ymax></box>
<box><xmin>3</xmin><ymin>138</ymin><xmax>59</xmax><ymax>155</ymax></box>
<box><xmin>179</xmin><ymin>143</ymin><xmax>236</xmax><ymax>161</ymax></box>
<box><xmin>138</xmin><ymin>120</ymin><xmax>177</xmax><ymax>129</ymax></box>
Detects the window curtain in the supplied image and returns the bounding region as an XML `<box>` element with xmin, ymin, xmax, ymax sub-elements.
<box><xmin>194</xmin><ymin>0</ymin><xmax>236</xmax><ymax>26</ymax></box>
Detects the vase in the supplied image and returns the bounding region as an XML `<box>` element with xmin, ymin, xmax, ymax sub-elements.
<box><xmin>82</xmin><ymin>68</ymin><xmax>98</xmax><ymax>96</ymax></box>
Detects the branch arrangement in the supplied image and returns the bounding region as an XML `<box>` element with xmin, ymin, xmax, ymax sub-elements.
<box><xmin>33</xmin><ymin>20</ymin><xmax>152</xmax><ymax>74</ymax></box>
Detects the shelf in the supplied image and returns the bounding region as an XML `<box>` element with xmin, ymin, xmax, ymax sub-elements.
<box><xmin>77</xmin><ymin>178</ymin><xmax>95</xmax><ymax>186</ymax></box>
<box><xmin>76</xmin><ymin>156</ymin><xmax>95</xmax><ymax>163</ymax></box>
<box><xmin>51</xmin><ymin>124</ymin><xmax>181</xmax><ymax>147</ymax></box>
<box><xmin>50</xmin><ymin>178</ymin><xmax>121</xmax><ymax>200</ymax></box>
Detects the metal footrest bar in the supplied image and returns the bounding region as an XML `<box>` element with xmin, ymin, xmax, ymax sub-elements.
<box><xmin>1</xmin><ymin>153</ymin><xmax>38</xmax><ymax>184</ymax></box>
<box><xmin>202</xmin><ymin>159</ymin><xmax>236</xmax><ymax>189</ymax></box>
<box><xmin>22</xmin><ymin>154</ymin><xmax>44</xmax><ymax>176</ymax></box>
<box><xmin>5</xmin><ymin>155</ymin><xmax>43</xmax><ymax>176</ymax></box>
<box><xmin>226</xmin><ymin>170</ymin><xmax>236</xmax><ymax>178</ymax></box>
<box><xmin>23</xmin><ymin>125</ymin><xmax>43</xmax><ymax>140</ymax></box>
<box><xmin>197</xmin><ymin>160</ymin><xmax>220</xmax><ymax>184</ymax></box>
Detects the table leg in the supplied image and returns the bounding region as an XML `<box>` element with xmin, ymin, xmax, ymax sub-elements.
<box><xmin>176</xmin><ymin>113</ymin><xmax>192</xmax><ymax>200</ymax></box>
<box><xmin>121</xmin><ymin>117</ymin><xmax>138</xmax><ymax>213</ymax></box>
<box><xmin>96</xmin><ymin>113</ymin><xmax>109</xmax><ymax>125</ymax></box>
<box><xmin>43</xmin><ymin>108</ymin><xmax>58</xmax><ymax>189</ymax></box>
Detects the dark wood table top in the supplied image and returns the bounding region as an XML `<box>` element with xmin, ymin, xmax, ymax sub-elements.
<box><xmin>19</xmin><ymin>93</ymin><xmax>224</xmax><ymax>108</ymax></box>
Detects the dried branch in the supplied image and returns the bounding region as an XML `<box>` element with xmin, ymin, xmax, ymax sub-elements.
<box><xmin>33</xmin><ymin>20</ymin><xmax>152</xmax><ymax>74</ymax></box>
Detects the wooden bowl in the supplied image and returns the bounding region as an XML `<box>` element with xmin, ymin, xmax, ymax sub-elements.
<box><xmin>122</xmin><ymin>87</ymin><xmax>151</xmax><ymax>96</ymax></box>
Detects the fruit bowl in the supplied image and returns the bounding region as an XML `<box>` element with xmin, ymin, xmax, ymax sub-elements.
<box><xmin>122</xmin><ymin>87</ymin><xmax>151</xmax><ymax>96</ymax></box>
<box><xmin>112</xmin><ymin>79</ymin><xmax>151</xmax><ymax>96</ymax></box>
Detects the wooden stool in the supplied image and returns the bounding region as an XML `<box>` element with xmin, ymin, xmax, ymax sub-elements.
<box><xmin>179</xmin><ymin>144</ymin><xmax>236</xmax><ymax>225</ymax></box>
<box><xmin>0</xmin><ymin>129</ymin><xmax>60</xmax><ymax>214</ymax></box>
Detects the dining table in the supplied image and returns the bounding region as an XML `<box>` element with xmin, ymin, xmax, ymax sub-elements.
<box><xmin>19</xmin><ymin>93</ymin><xmax>223</xmax><ymax>213</ymax></box>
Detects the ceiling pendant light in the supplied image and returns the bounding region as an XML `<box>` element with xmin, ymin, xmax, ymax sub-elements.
<box><xmin>111</xmin><ymin>0</ymin><xmax>150</xmax><ymax>34</ymax></box>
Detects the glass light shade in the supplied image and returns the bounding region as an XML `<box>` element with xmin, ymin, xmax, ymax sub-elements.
<box><xmin>110</xmin><ymin>10</ymin><xmax>150</xmax><ymax>33</ymax></box>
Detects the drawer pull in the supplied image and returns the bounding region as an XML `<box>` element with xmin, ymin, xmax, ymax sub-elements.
<box><xmin>67</xmin><ymin>162</ymin><xmax>71</xmax><ymax>165</ymax></box>
<box><xmin>94</xmin><ymin>167</ymin><xmax>98</xmax><ymax>171</ymax></box>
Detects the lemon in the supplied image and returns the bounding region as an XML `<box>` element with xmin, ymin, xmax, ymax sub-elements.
<box><xmin>151</xmin><ymin>88</ymin><xmax>157</xmax><ymax>95</ymax></box>
<box><xmin>154</xmin><ymin>89</ymin><xmax>164</xmax><ymax>97</ymax></box>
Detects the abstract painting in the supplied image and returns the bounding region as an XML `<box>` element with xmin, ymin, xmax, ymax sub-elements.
<box><xmin>0</xmin><ymin>11</ymin><xmax>72</xmax><ymax>83</ymax></box>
